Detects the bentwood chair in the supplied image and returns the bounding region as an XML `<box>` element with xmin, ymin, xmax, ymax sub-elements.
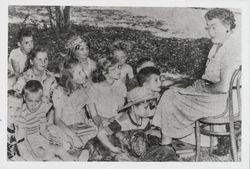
<box><xmin>195</xmin><ymin>66</ymin><xmax>241</xmax><ymax>161</ymax></box>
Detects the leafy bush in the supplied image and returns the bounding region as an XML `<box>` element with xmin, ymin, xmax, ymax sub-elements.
<box><xmin>8</xmin><ymin>23</ymin><xmax>212</xmax><ymax>78</ymax></box>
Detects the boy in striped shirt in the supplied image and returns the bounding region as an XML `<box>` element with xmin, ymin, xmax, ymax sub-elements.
<box><xmin>18</xmin><ymin>80</ymin><xmax>88</xmax><ymax>161</ymax></box>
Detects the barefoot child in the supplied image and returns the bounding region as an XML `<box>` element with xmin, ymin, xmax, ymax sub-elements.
<box><xmin>18</xmin><ymin>80</ymin><xmax>88</xmax><ymax>161</ymax></box>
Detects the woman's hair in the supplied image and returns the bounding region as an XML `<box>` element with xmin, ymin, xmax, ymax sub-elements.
<box><xmin>65</xmin><ymin>35</ymin><xmax>90</xmax><ymax>58</ymax></box>
<box><xmin>58</xmin><ymin>57</ymin><xmax>80</xmax><ymax>95</ymax></box>
<box><xmin>26</xmin><ymin>45</ymin><xmax>49</xmax><ymax>70</ymax></box>
<box><xmin>91</xmin><ymin>56</ymin><xmax>119</xmax><ymax>83</ymax></box>
<box><xmin>137</xmin><ymin>66</ymin><xmax>160</xmax><ymax>86</ymax></box>
<box><xmin>205</xmin><ymin>8</ymin><xmax>236</xmax><ymax>30</ymax></box>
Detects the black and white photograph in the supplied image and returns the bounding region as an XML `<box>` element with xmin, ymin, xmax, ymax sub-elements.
<box><xmin>1</xmin><ymin>0</ymin><xmax>250</xmax><ymax>168</ymax></box>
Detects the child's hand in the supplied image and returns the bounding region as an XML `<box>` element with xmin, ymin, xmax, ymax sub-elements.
<box><xmin>110</xmin><ymin>146</ymin><xmax>123</xmax><ymax>154</ymax></box>
<box><xmin>49</xmin><ymin>134</ymin><xmax>62</xmax><ymax>145</ymax></box>
<box><xmin>72</xmin><ymin>135</ymin><xmax>83</xmax><ymax>148</ymax></box>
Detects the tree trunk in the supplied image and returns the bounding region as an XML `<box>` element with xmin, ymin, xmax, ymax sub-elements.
<box><xmin>47</xmin><ymin>6</ymin><xmax>71</xmax><ymax>35</ymax></box>
<box><xmin>55</xmin><ymin>6</ymin><xmax>70</xmax><ymax>32</ymax></box>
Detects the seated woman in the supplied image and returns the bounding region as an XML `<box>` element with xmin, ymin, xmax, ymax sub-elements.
<box><xmin>153</xmin><ymin>8</ymin><xmax>241</xmax><ymax>146</ymax></box>
<box><xmin>13</xmin><ymin>46</ymin><xmax>57</xmax><ymax>103</ymax></box>
<box><xmin>52</xmin><ymin>57</ymin><xmax>96</xmax><ymax>150</ymax></box>
<box><xmin>88</xmin><ymin>56</ymin><xmax>127</xmax><ymax>129</ymax></box>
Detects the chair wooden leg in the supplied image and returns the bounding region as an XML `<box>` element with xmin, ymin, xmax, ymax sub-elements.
<box><xmin>209</xmin><ymin>125</ymin><xmax>214</xmax><ymax>155</ymax></box>
<box><xmin>229</xmin><ymin>121</ymin><xmax>238</xmax><ymax>161</ymax></box>
<box><xmin>195</xmin><ymin>121</ymin><xmax>201</xmax><ymax>161</ymax></box>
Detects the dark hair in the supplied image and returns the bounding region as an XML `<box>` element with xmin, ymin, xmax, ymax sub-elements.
<box><xmin>205</xmin><ymin>8</ymin><xmax>236</xmax><ymax>30</ymax></box>
<box><xmin>92</xmin><ymin>57</ymin><xmax>119</xmax><ymax>83</ymax></box>
<box><xmin>59</xmin><ymin>57</ymin><xmax>80</xmax><ymax>95</ymax></box>
<box><xmin>17</xmin><ymin>28</ymin><xmax>33</xmax><ymax>42</ymax></box>
<box><xmin>23</xmin><ymin>80</ymin><xmax>43</xmax><ymax>97</ymax></box>
<box><xmin>137</xmin><ymin>66</ymin><xmax>160</xmax><ymax>86</ymax></box>
<box><xmin>110</xmin><ymin>40</ymin><xmax>128</xmax><ymax>56</ymax></box>
<box><xmin>136</xmin><ymin>57</ymin><xmax>154</xmax><ymax>69</ymax></box>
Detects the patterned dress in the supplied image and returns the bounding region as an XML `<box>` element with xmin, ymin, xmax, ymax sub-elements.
<box><xmin>13</xmin><ymin>69</ymin><xmax>57</xmax><ymax>103</ymax></box>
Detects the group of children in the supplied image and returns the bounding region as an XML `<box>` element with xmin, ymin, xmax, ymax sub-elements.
<box><xmin>7</xmin><ymin>27</ymin><xmax>180</xmax><ymax>161</ymax></box>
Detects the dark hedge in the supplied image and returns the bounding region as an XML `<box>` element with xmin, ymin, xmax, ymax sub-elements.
<box><xmin>8</xmin><ymin>23</ymin><xmax>213</xmax><ymax>78</ymax></box>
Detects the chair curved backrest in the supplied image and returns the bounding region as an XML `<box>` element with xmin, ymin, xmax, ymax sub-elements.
<box><xmin>200</xmin><ymin>66</ymin><xmax>241</xmax><ymax>123</ymax></box>
<box><xmin>228</xmin><ymin>66</ymin><xmax>241</xmax><ymax>121</ymax></box>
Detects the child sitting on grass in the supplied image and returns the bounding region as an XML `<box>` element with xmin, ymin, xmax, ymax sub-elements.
<box><xmin>18</xmin><ymin>80</ymin><xmax>88</xmax><ymax>161</ymax></box>
<box><xmin>8</xmin><ymin>28</ymin><xmax>34</xmax><ymax>89</ymax></box>
<box><xmin>94</xmin><ymin>67</ymin><xmax>178</xmax><ymax>161</ymax></box>
<box><xmin>111</xmin><ymin>41</ymin><xmax>134</xmax><ymax>86</ymax></box>
<box><xmin>88</xmin><ymin>57</ymin><xmax>127</xmax><ymax>129</ymax></box>
<box><xmin>126</xmin><ymin>57</ymin><xmax>156</xmax><ymax>91</ymax></box>
<box><xmin>13</xmin><ymin>46</ymin><xmax>58</xmax><ymax>103</ymax></box>
<box><xmin>52</xmin><ymin>57</ymin><xmax>97</xmax><ymax>150</ymax></box>
<box><xmin>7</xmin><ymin>90</ymin><xmax>35</xmax><ymax>161</ymax></box>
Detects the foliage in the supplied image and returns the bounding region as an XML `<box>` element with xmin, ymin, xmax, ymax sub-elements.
<box><xmin>8</xmin><ymin>23</ymin><xmax>213</xmax><ymax>78</ymax></box>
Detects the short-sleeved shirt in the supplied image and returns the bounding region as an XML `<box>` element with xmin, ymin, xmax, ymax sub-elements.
<box><xmin>52</xmin><ymin>86</ymin><xmax>90</xmax><ymax>126</ymax></box>
<box><xmin>88</xmin><ymin>80</ymin><xmax>127</xmax><ymax>119</ymax></box>
<box><xmin>18</xmin><ymin>103</ymin><xmax>52</xmax><ymax>136</ymax></box>
<box><xmin>8</xmin><ymin>48</ymin><xmax>28</xmax><ymax>74</ymax></box>
<box><xmin>13</xmin><ymin>69</ymin><xmax>57</xmax><ymax>102</ymax></box>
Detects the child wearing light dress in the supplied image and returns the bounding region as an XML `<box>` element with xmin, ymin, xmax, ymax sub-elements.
<box><xmin>52</xmin><ymin>57</ymin><xmax>97</xmax><ymax>152</ymax></box>
<box><xmin>86</xmin><ymin>67</ymin><xmax>178</xmax><ymax>161</ymax></box>
<box><xmin>18</xmin><ymin>80</ymin><xmax>88</xmax><ymax>161</ymax></box>
<box><xmin>88</xmin><ymin>56</ymin><xmax>127</xmax><ymax>129</ymax></box>
<box><xmin>97</xmin><ymin>66</ymin><xmax>162</xmax><ymax>154</ymax></box>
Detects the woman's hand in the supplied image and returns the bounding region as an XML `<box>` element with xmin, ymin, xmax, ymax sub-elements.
<box><xmin>192</xmin><ymin>79</ymin><xmax>206</xmax><ymax>91</ymax></box>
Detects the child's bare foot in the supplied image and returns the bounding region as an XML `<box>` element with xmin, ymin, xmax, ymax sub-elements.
<box><xmin>78</xmin><ymin>149</ymin><xmax>89</xmax><ymax>161</ymax></box>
